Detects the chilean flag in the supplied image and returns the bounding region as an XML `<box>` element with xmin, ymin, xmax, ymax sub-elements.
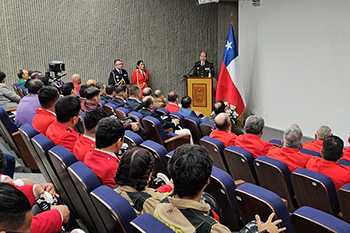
<box><xmin>216</xmin><ymin>25</ymin><xmax>246</xmax><ymax>117</ymax></box>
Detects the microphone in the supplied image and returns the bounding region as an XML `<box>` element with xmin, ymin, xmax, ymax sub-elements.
<box><xmin>181</xmin><ymin>66</ymin><xmax>195</xmax><ymax>83</ymax></box>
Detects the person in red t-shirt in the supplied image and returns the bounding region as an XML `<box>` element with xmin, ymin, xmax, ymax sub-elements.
<box><xmin>235</xmin><ymin>115</ymin><xmax>273</xmax><ymax>158</ymax></box>
<box><xmin>209</xmin><ymin>113</ymin><xmax>237</xmax><ymax>147</ymax></box>
<box><xmin>0</xmin><ymin>182</ymin><xmax>70</xmax><ymax>233</ymax></box>
<box><xmin>267</xmin><ymin>124</ymin><xmax>311</xmax><ymax>173</ymax></box>
<box><xmin>306</xmin><ymin>135</ymin><xmax>350</xmax><ymax>190</ymax></box>
<box><xmin>165</xmin><ymin>91</ymin><xmax>180</xmax><ymax>113</ymax></box>
<box><xmin>32</xmin><ymin>86</ymin><xmax>59</xmax><ymax>136</ymax></box>
<box><xmin>303</xmin><ymin>125</ymin><xmax>332</xmax><ymax>153</ymax></box>
<box><xmin>73</xmin><ymin>107</ymin><xmax>108</xmax><ymax>162</ymax></box>
<box><xmin>84</xmin><ymin>117</ymin><xmax>125</xmax><ymax>188</ymax></box>
<box><xmin>46</xmin><ymin>96</ymin><xmax>81</xmax><ymax>152</ymax></box>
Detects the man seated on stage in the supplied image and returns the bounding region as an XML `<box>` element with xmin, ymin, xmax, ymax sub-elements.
<box><xmin>139</xmin><ymin>96</ymin><xmax>193</xmax><ymax>143</ymax></box>
<box><xmin>267</xmin><ymin>124</ymin><xmax>311</xmax><ymax>173</ymax></box>
<box><xmin>165</xmin><ymin>91</ymin><xmax>180</xmax><ymax>113</ymax></box>
<box><xmin>71</xmin><ymin>73</ymin><xmax>81</xmax><ymax>94</ymax></box>
<box><xmin>154</xmin><ymin>89</ymin><xmax>166</xmax><ymax>108</ymax></box>
<box><xmin>154</xmin><ymin>144</ymin><xmax>231</xmax><ymax>232</ymax></box>
<box><xmin>193</xmin><ymin>51</ymin><xmax>215</xmax><ymax>78</ymax></box>
<box><xmin>178</xmin><ymin>96</ymin><xmax>207</xmax><ymax>122</ymax></box>
<box><xmin>73</xmin><ymin>107</ymin><xmax>108</xmax><ymax>162</ymax></box>
<box><xmin>303</xmin><ymin>125</ymin><xmax>332</xmax><ymax>153</ymax></box>
<box><xmin>15</xmin><ymin>79</ymin><xmax>43</xmax><ymax>127</ymax></box>
<box><xmin>61</xmin><ymin>82</ymin><xmax>78</xmax><ymax>97</ymax></box>
<box><xmin>125</xmin><ymin>85</ymin><xmax>142</xmax><ymax>112</ymax></box>
<box><xmin>209</xmin><ymin>113</ymin><xmax>237</xmax><ymax>147</ymax></box>
<box><xmin>84</xmin><ymin>117</ymin><xmax>124</xmax><ymax>188</ymax></box>
<box><xmin>0</xmin><ymin>182</ymin><xmax>70</xmax><ymax>233</ymax></box>
<box><xmin>46</xmin><ymin>96</ymin><xmax>81</xmax><ymax>152</ymax></box>
<box><xmin>235</xmin><ymin>115</ymin><xmax>274</xmax><ymax>158</ymax></box>
<box><xmin>32</xmin><ymin>86</ymin><xmax>59</xmax><ymax>135</ymax></box>
<box><xmin>306</xmin><ymin>135</ymin><xmax>350</xmax><ymax>190</ymax></box>
<box><xmin>209</xmin><ymin>101</ymin><xmax>243</xmax><ymax>135</ymax></box>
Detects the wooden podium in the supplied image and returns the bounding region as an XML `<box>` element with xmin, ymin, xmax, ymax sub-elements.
<box><xmin>186</xmin><ymin>77</ymin><xmax>213</xmax><ymax>117</ymax></box>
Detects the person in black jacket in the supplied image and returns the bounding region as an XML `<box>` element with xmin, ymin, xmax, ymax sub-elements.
<box><xmin>108</xmin><ymin>59</ymin><xmax>130</xmax><ymax>87</ymax></box>
<box><xmin>193</xmin><ymin>51</ymin><xmax>215</xmax><ymax>78</ymax></box>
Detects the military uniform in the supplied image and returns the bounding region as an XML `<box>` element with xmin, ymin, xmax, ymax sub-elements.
<box><xmin>193</xmin><ymin>61</ymin><xmax>215</xmax><ymax>77</ymax></box>
<box><xmin>154</xmin><ymin>197</ymin><xmax>231</xmax><ymax>233</ymax></box>
<box><xmin>114</xmin><ymin>185</ymin><xmax>166</xmax><ymax>216</ymax></box>
<box><xmin>108</xmin><ymin>68</ymin><xmax>130</xmax><ymax>87</ymax></box>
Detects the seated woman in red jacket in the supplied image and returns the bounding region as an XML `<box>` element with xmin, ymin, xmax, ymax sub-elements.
<box><xmin>131</xmin><ymin>60</ymin><xmax>149</xmax><ymax>96</ymax></box>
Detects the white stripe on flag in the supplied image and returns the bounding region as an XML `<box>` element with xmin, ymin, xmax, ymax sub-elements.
<box><xmin>226</xmin><ymin>56</ymin><xmax>246</xmax><ymax>105</ymax></box>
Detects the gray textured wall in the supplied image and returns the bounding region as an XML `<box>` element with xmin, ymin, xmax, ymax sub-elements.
<box><xmin>0</xmin><ymin>0</ymin><xmax>218</xmax><ymax>97</ymax></box>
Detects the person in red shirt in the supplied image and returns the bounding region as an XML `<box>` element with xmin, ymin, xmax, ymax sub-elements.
<box><xmin>73</xmin><ymin>107</ymin><xmax>108</xmax><ymax>162</ymax></box>
<box><xmin>303</xmin><ymin>125</ymin><xmax>332</xmax><ymax>153</ymax></box>
<box><xmin>0</xmin><ymin>182</ymin><xmax>70</xmax><ymax>233</ymax></box>
<box><xmin>209</xmin><ymin>113</ymin><xmax>237</xmax><ymax>147</ymax></box>
<box><xmin>235</xmin><ymin>115</ymin><xmax>274</xmax><ymax>158</ymax></box>
<box><xmin>267</xmin><ymin>124</ymin><xmax>312</xmax><ymax>173</ymax></box>
<box><xmin>84</xmin><ymin>117</ymin><xmax>125</xmax><ymax>188</ymax></box>
<box><xmin>32</xmin><ymin>86</ymin><xmax>59</xmax><ymax>136</ymax></box>
<box><xmin>306</xmin><ymin>135</ymin><xmax>350</xmax><ymax>190</ymax></box>
<box><xmin>71</xmin><ymin>73</ymin><xmax>81</xmax><ymax>94</ymax></box>
<box><xmin>343</xmin><ymin>137</ymin><xmax>350</xmax><ymax>161</ymax></box>
<box><xmin>46</xmin><ymin>96</ymin><xmax>81</xmax><ymax>152</ymax></box>
<box><xmin>165</xmin><ymin>91</ymin><xmax>180</xmax><ymax>113</ymax></box>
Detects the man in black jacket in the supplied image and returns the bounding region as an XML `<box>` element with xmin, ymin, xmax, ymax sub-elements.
<box><xmin>193</xmin><ymin>51</ymin><xmax>215</xmax><ymax>78</ymax></box>
<box><xmin>108</xmin><ymin>59</ymin><xmax>130</xmax><ymax>87</ymax></box>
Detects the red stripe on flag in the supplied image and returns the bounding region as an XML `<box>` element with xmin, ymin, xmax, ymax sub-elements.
<box><xmin>216</xmin><ymin>62</ymin><xmax>245</xmax><ymax>116</ymax></box>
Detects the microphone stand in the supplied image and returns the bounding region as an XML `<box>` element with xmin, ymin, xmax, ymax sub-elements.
<box><xmin>181</xmin><ymin>66</ymin><xmax>195</xmax><ymax>83</ymax></box>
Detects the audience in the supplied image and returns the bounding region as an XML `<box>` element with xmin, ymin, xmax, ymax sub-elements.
<box><xmin>84</xmin><ymin>117</ymin><xmax>124</xmax><ymax>188</ymax></box>
<box><xmin>303</xmin><ymin>125</ymin><xmax>332</xmax><ymax>153</ymax></box>
<box><xmin>73</xmin><ymin>107</ymin><xmax>107</xmax><ymax>162</ymax></box>
<box><xmin>114</xmin><ymin>85</ymin><xmax>128</xmax><ymax>107</ymax></box>
<box><xmin>125</xmin><ymin>85</ymin><xmax>142</xmax><ymax>112</ymax></box>
<box><xmin>86</xmin><ymin>79</ymin><xmax>97</xmax><ymax>86</ymax></box>
<box><xmin>306</xmin><ymin>135</ymin><xmax>350</xmax><ymax>190</ymax></box>
<box><xmin>78</xmin><ymin>84</ymin><xmax>90</xmax><ymax>98</ymax></box>
<box><xmin>80</xmin><ymin>87</ymin><xmax>100</xmax><ymax>114</ymax></box>
<box><xmin>209</xmin><ymin>101</ymin><xmax>243</xmax><ymax>135</ymax></box>
<box><xmin>17</xmin><ymin>69</ymin><xmax>29</xmax><ymax>87</ymax></box>
<box><xmin>15</xmin><ymin>79</ymin><xmax>43</xmax><ymax>127</ymax></box>
<box><xmin>267</xmin><ymin>124</ymin><xmax>311</xmax><ymax>173</ymax></box>
<box><xmin>142</xmin><ymin>87</ymin><xmax>152</xmax><ymax>97</ymax></box>
<box><xmin>71</xmin><ymin>74</ymin><xmax>81</xmax><ymax>94</ymax></box>
<box><xmin>235</xmin><ymin>115</ymin><xmax>274</xmax><ymax>158</ymax></box>
<box><xmin>0</xmin><ymin>182</ymin><xmax>70</xmax><ymax>233</ymax></box>
<box><xmin>96</xmin><ymin>82</ymin><xmax>106</xmax><ymax>100</ymax></box>
<box><xmin>46</xmin><ymin>96</ymin><xmax>81</xmax><ymax>152</ymax></box>
<box><xmin>154</xmin><ymin>89</ymin><xmax>166</xmax><ymax>108</ymax></box>
<box><xmin>104</xmin><ymin>85</ymin><xmax>120</xmax><ymax>106</ymax></box>
<box><xmin>114</xmin><ymin>147</ymin><xmax>172</xmax><ymax>216</ymax></box>
<box><xmin>32</xmin><ymin>86</ymin><xmax>59</xmax><ymax>135</ymax></box>
<box><xmin>209</xmin><ymin>113</ymin><xmax>237</xmax><ymax>147</ymax></box>
<box><xmin>178</xmin><ymin>95</ymin><xmax>207</xmax><ymax>121</ymax></box>
<box><xmin>61</xmin><ymin>82</ymin><xmax>78</xmax><ymax>97</ymax></box>
<box><xmin>0</xmin><ymin>71</ymin><xmax>21</xmax><ymax>109</ymax></box>
<box><xmin>165</xmin><ymin>90</ymin><xmax>180</xmax><ymax>113</ymax></box>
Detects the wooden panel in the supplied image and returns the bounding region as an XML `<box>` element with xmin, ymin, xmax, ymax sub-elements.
<box><xmin>187</xmin><ymin>77</ymin><xmax>213</xmax><ymax>117</ymax></box>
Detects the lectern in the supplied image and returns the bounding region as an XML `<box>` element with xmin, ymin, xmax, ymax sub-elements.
<box><xmin>186</xmin><ymin>77</ymin><xmax>213</xmax><ymax>117</ymax></box>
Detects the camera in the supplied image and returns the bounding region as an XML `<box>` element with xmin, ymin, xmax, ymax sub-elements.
<box><xmin>49</xmin><ymin>61</ymin><xmax>65</xmax><ymax>73</ymax></box>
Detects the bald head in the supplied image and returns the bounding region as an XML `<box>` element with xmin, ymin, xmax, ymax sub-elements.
<box><xmin>71</xmin><ymin>74</ymin><xmax>81</xmax><ymax>84</ymax></box>
<box><xmin>154</xmin><ymin>90</ymin><xmax>163</xmax><ymax>98</ymax></box>
<box><xmin>142</xmin><ymin>96</ymin><xmax>154</xmax><ymax>109</ymax></box>
<box><xmin>215</xmin><ymin>113</ymin><xmax>230</xmax><ymax>131</ymax></box>
<box><xmin>143</xmin><ymin>87</ymin><xmax>152</xmax><ymax>97</ymax></box>
<box><xmin>86</xmin><ymin>79</ymin><xmax>97</xmax><ymax>86</ymax></box>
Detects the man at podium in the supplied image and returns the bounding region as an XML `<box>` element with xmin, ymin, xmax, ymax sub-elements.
<box><xmin>193</xmin><ymin>51</ymin><xmax>215</xmax><ymax>77</ymax></box>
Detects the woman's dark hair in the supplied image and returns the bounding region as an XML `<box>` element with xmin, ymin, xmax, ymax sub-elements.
<box><xmin>136</xmin><ymin>60</ymin><xmax>144</xmax><ymax>69</ymax></box>
<box><xmin>115</xmin><ymin>148</ymin><xmax>154</xmax><ymax>191</ymax></box>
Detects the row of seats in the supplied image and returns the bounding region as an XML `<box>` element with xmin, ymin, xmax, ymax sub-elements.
<box><xmin>12</xmin><ymin>83</ymin><xmax>28</xmax><ymax>98</ymax></box>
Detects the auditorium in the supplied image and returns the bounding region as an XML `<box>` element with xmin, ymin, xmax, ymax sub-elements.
<box><xmin>1</xmin><ymin>0</ymin><xmax>350</xmax><ymax>232</ymax></box>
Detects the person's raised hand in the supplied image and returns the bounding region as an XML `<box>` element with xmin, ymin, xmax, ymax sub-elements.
<box><xmin>255</xmin><ymin>213</ymin><xmax>286</xmax><ymax>233</ymax></box>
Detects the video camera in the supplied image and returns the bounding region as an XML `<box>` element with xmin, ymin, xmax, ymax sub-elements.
<box><xmin>45</xmin><ymin>61</ymin><xmax>66</xmax><ymax>88</ymax></box>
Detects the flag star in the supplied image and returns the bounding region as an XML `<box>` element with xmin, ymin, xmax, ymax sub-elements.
<box><xmin>225</xmin><ymin>40</ymin><xmax>233</xmax><ymax>51</ymax></box>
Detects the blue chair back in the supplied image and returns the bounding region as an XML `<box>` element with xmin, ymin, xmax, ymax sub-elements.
<box><xmin>155</xmin><ymin>108</ymin><xmax>169</xmax><ymax>116</ymax></box>
<box><xmin>100</xmin><ymin>99</ymin><xmax>106</xmax><ymax>106</ymax></box>
<box><xmin>291</xmin><ymin>168</ymin><xmax>340</xmax><ymax>215</ymax></box>
<box><xmin>200</xmin><ymin>121</ymin><xmax>215</xmax><ymax>136</ymax></box>
<box><xmin>300</xmin><ymin>148</ymin><xmax>322</xmax><ymax>157</ymax></box>
<box><xmin>140</xmin><ymin>140</ymin><xmax>168</xmax><ymax>176</ymax></box>
<box><xmin>269</xmin><ymin>139</ymin><xmax>282</xmax><ymax>147</ymax></box>
<box><xmin>130</xmin><ymin>213</ymin><xmax>174</xmax><ymax>233</ymax></box>
<box><xmin>143</xmin><ymin>116</ymin><xmax>172</xmax><ymax>142</ymax></box>
<box><xmin>91</xmin><ymin>185</ymin><xmax>137</xmax><ymax>233</ymax></box>
<box><xmin>184</xmin><ymin>116</ymin><xmax>202</xmax><ymax>144</ymax></box>
<box><xmin>170</xmin><ymin>112</ymin><xmax>185</xmax><ymax>127</ymax></box>
<box><xmin>124</xmin><ymin>130</ymin><xmax>144</xmax><ymax>148</ymax></box>
<box><xmin>235</xmin><ymin>183</ymin><xmax>293</xmax><ymax>233</ymax></box>
<box><xmin>106</xmin><ymin>102</ymin><xmax>118</xmax><ymax>110</ymax></box>
<box><xmin>118</xmin><ymin>107</ymin><xmax>130</xmax><ymax>116</ymax></box>
<box><xmin>291</xmin><ymin>206</ymin><xmax>350</xmax><ymax>232</ymax></box>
